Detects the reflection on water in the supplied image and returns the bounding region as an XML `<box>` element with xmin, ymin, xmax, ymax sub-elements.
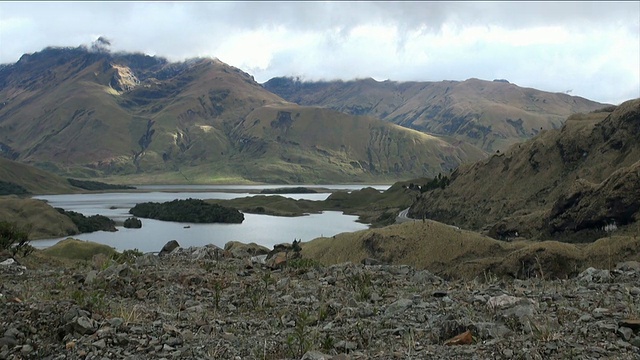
<box><xmin>31</xmin><ymin>185</ymin><xmax>388</xmax><ymax>252</ymax></box>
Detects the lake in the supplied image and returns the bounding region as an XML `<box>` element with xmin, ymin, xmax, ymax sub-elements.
<box><xmin>31</xmin><ymin>184</ymin><xmax>390</xmax><ymax>253</ymax></box>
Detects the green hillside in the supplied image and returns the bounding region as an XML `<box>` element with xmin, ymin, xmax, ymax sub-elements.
<box><xmin>263</xmin><ymin>77</ymin><xmax>609</xmax><ymax>153</ymax></box>
<box><xmin>0</xmin><ymin>47</ymin><xmax>486</xmax><ymax>184</ymax></box>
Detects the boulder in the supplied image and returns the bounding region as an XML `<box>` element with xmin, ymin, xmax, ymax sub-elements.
<box><xmin>224</xmin><ymin>241</ymin><xmax>270</xmax><ymax>259</ymax></box>
<box><xmin>159</xmin><ymin>240</ymin><xmax>180</xmax><ymax>256</ymax></box>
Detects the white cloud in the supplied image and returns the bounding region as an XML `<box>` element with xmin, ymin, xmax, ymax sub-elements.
<box><xmin>0</xmin><ymin>1</ymin><xmax>638</xmax><ymax>104</ymax></box>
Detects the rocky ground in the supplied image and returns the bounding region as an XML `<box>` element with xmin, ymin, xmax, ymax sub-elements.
<box><xmin>1</xmin><ymin>244</ymin><xmax>640</xmax><ymax>360</ymax></box>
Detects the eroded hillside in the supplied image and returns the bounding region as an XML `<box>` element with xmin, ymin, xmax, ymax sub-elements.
<box><xmin>264</xmin><ymin>77</ymin><xmax>608</xmax><ymax>152</ymax></box>
<box><xmin>408</xmin><ymin>99</ymin><xmax>640</xmax><ymax>242</ymax></box>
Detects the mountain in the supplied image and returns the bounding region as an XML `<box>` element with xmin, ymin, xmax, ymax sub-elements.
<box><xmin>263</xmin><ymin>77</ymin><xmax>609</xmax><ymax>152</ymax></box>
<box><xmin>0</xmin><ymin>46</ymin><xmax>486</xmax><ymax>184</ymax></box>
<box><xmin>408</xmin><ymin>98</ymin><xmax>640</xmax><ymax>243</ymax></box>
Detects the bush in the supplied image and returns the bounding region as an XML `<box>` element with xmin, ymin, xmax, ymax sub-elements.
<box><xmin>123</xmin><ymin>217</ymin><xmax>142</xmax><ymax>228</ymax></box>
<box><xmin>0</xmin><ymin>180</ymin><xmax>30</xmax><ymax>196</ymax></box>
<box><xmin>0</xmin><ymin>221</ymin><xmax>34</xmax><ymax>257</ymax></box>
<box><xmin>56</xmin><ymin>208</ymin><xmax>117</xmax><ymax>233</ymax></box>
<box><xmin>420</xmin><ymin>173</ymin><xmax>450</xmax><ymax>192</ymax></box>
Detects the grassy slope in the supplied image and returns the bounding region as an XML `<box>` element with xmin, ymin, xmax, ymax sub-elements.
<box><xmin>263</xmin><ymin>77</ymin><xmax>609</xmax><ymax>152</ymax></box>
<box><xmin>0</xmin><ymin>157</ymin><xmax>77</xmax><ymax>194</ymax></box>
<box><xmin>409</xmin><ymin>99</ymin><xmax>640</xmax><ymax>240</ymax></box>
<box><xmin>0</xmin><ymin>49</ymin><xmax>486</xmax><ymax>184</ymax></box>
<box><xmin>301</xmin><ymin>219</ymin><xmax>640</xmax><ymax>280</ymax></box>
<box><xmin>0</xmin><ymin>196</ymin><xmax>77</xmax><ymax>239</ymax></box>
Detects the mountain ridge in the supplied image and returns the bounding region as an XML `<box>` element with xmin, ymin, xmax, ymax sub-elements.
<box><xmin>263</xmin><ymin>76</ymin><xmax>609</xmax><ymax>152</ymax></box>
<box><xmin>0</xmin><ymin>46</ymin><xmax>487</xmax><ymax>184</ymax></box>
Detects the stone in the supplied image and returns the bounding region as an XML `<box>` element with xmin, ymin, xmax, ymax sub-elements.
<box><xmin>616</xmin><ymin>261</ymin><xmax>640</xmax><ymax>272</ymax></box>
<box><xmin>84</xmin><ymin>270</ymin><xmax>98</xmax><ymax>284</ymax></box>
<box><xmin>4</xmin><ymin>328</ymin><xmax>22</xmax><ymax>339</ymax></box>
<box><xmin>385</xmin><ymin>298</ymin><xmax>413</xmax><ymax>316</ymax></box>
<box><xmin>159</xmin><ymin>240</ymin><xmax>180</xmax><ymax>256</ymax></box>
<box><xmin>578</xmin><ymin>267</ymin><xmax>611</xmax><ymax>283</ymax></box>
<box><xmin>0</xmin><ymin>337</ymin><xmax>17</xmax><ymax>348</ymax></box>
<box><xmin>487</xmin><ymin>294</ymin><xmax>524</xmax><ymax>309</ymax></box>
<box><xmin>136</xmin><ymin>254</ymin><xmax>160</xmax><ymax>267</ymax></box>
<box><xmin>135</xmin><ymin>289</ymin><xmax>148</xmax><ymax>300</ymax></box>
<box><xmin>74</xmin><ymin>316</ymin><xmax>96</xmax><ymax>335</ymax></box>
<box><xmin>301</xmin><ymin>350</ymin><xmax>333</xmax><ymax>360</ymax></box>
<box><xmin>618</xmin><ymin>327</ymin><xmax>634</xmax><ymax>341</ymax></box>
<box><xmin>109</xmin><ymin>318</ymin><xmax>125</xmax><ymax>328</ymax></box>
<box><xmin>20</xmin><ymin>344</ymin><xmax>33</xmax><ymax>354</ymax></box>
<box><xmin>92</xmin><ymin>339</ymin><xmax>107</xmax><ymax>349</ymax></box>
<box><xmin>412</xmin><ymin>270</ymin><xmax>442</xmax><ymax>284</ymax></box>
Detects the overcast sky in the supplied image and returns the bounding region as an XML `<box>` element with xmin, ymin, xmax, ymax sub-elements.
<box><xmin>1</xmin><ymin>1</ymin><xmax>638</xmax><ymax>104</ymax></box>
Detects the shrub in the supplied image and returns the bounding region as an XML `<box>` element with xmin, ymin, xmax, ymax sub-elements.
<box><xmin>0</xmin><ymin>180</ymin><xmax>30</xmax><ymax>196</ymax></box>
<box><xmin>0</xmin><ymin>221</ymin><xmax>34</xmax><ymax>257</ymax></box>
<box><xmin>56</xmin><ymin>208</ymin><xmax>117</xmax><ymax>233</ymax></box>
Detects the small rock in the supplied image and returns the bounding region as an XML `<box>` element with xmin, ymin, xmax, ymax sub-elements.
<box><xmin>301</xmin><ymin>350</ymin><xmax>333</xmax><ymax>360</ymax></box>
<box><xmin>618</xmin><ymin>327</ymin><xmax>634</xmax><ymax>341</ymax></box>
<box><xmin>385</xmin><ymin>298</ymin><xmax>413</xmax><ymax>315</ymax></box>
<box><xmin>74</xmin><ymin>316</ymin><xmax>96</xmax><ymax>335</ymax></box>
<box><xmin>20</xmin><ymin>344</ymin><xmax>33</xmax><ymax>354</ymax></box>
<box><xmin>109</xmin><ymin>318</ymin><xmax>125</xmax><ymax>328</ymax></box>
<box><xmin>92</xmin><ymin>339</ymin><xmax>107</xmax><ymax>349</ymax></box>
<box><xmin>0</xmin><ymin>337</ymin><xmax>17</xmax><ymax>348</ymax></box>
<box><xmin>503</xmin><ymin>349</ymin><xmax>514</xmax><ymax>358</ymax></box>
<box><xmin>85</xmin><ymin>270</ymin><xmax>98</xmax><ymax>284</ymax></box>
<box><xmin>616</xmin><ymin>261</ymin><xmax>640</xmax><ymax>272</ymax></box>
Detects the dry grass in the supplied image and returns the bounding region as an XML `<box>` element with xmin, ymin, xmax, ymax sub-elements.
<box><xmin>41</xmin><ymin>238</ymin><xmax>117</xmax><ymax>261</ymax></box>
<box><xmin>0</xmin><ymin>196</ymin><xmax>77</xmax><ymax>239</ymax></box>
<box><xmin>301</xmin><ymin>218</ymin><xmax>640</xmax><ymax>280</ymax></box>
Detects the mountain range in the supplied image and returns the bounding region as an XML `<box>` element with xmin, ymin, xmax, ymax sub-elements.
<box><xmin>0</xmin><ymin>45</ymin><xmax>609</xmax><ymax>184</ymax></box>
<box><xmin>264</xmin><ymin>77</ymin><xmax>607</xmax><ymax>153</ymax></box>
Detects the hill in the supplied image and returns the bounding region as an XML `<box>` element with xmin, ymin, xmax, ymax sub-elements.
<box><xmin>263</xmin><ymin>77</ymin><xmax>608</xmax><ymax>152</ymax></box>
<box><xmin>0</xmin><ymin>46</ymin><xmax>486</xmax><ymax>184</ymax></box>
<box><xmin>0</xmin><ymin>157</ymin><xmax>77</xmax><ymax>194</ymax></box>
<box><xmin>408</xmin><ymin>99</ymin><xmax>640</xmax><ymax>242</ymax></box>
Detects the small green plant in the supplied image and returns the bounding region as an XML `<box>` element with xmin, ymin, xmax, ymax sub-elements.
<box><xmin>0</xmin><ymin>221</ymin><xmax>34</xmax><ymax>257</ymax></box>
<box><xmin>111</xmin><ymin>248</ymin><xmax>143</xmax><ymax>264</ymax></box>
<box><xmin>287</xmin><ymin>258</ymin><xmax>321</xmax><ymax>270</ymax></box>
<box><xmin>212</xmin><ymin>278</ymin><xmax>228</xmax><ymax>310</ymax></box>
<box><xmin>286</xmin><ymin>310</ymin><xmax>313</xmax><ymax>358</ymax></box>
<box><xmin>71</xmin><ymin>289</ymin><xmax>106</xmax><ymax>313</ymax></box>
<box><xmin>321</xmin><ymin>333</ymin><xmax>335</xmax><ymax>351</ymax></box>
<box><xmin>346</xmin><ymin>272</ymin><xmax>373</xmax><ymax>301</ymax></box>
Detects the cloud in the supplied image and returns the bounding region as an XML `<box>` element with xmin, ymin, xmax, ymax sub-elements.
<box><xmin>0</xmin><ymin>2</ymin><xmax>638</xmax><ymax>104</ymax></box>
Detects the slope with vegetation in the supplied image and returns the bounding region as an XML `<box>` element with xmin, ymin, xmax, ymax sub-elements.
<box><xmin>0</xmin><ymin>46</ymin><xmax>486</xmax><ymax>184</ymax></box>
<box><xmin>263</xmin><ymin>77</ymin><xmax>608</xmax><ymax>153</ymax></box>
<box><xmin>408</xmin><ymin>99</ymin><xmax>640</xmax><ymax>242</ymax></box>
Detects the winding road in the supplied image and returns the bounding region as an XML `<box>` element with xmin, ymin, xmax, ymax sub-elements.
<box><xmin>396</xmin><ymin>207</ymin><xmax>413</xmax><ymax>223</ymax></box>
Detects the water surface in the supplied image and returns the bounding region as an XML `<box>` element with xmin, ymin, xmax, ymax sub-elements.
<box><xmin>32</xmin><ymin>185</ymin><xmax>389</xmax><ymax>252</ymax></box>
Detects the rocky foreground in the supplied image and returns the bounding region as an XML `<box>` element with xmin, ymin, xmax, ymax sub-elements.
<box><xmin>1</xmin><ymin>244</ymin><xmax>640</xmax><ymax>360</ymax></box>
